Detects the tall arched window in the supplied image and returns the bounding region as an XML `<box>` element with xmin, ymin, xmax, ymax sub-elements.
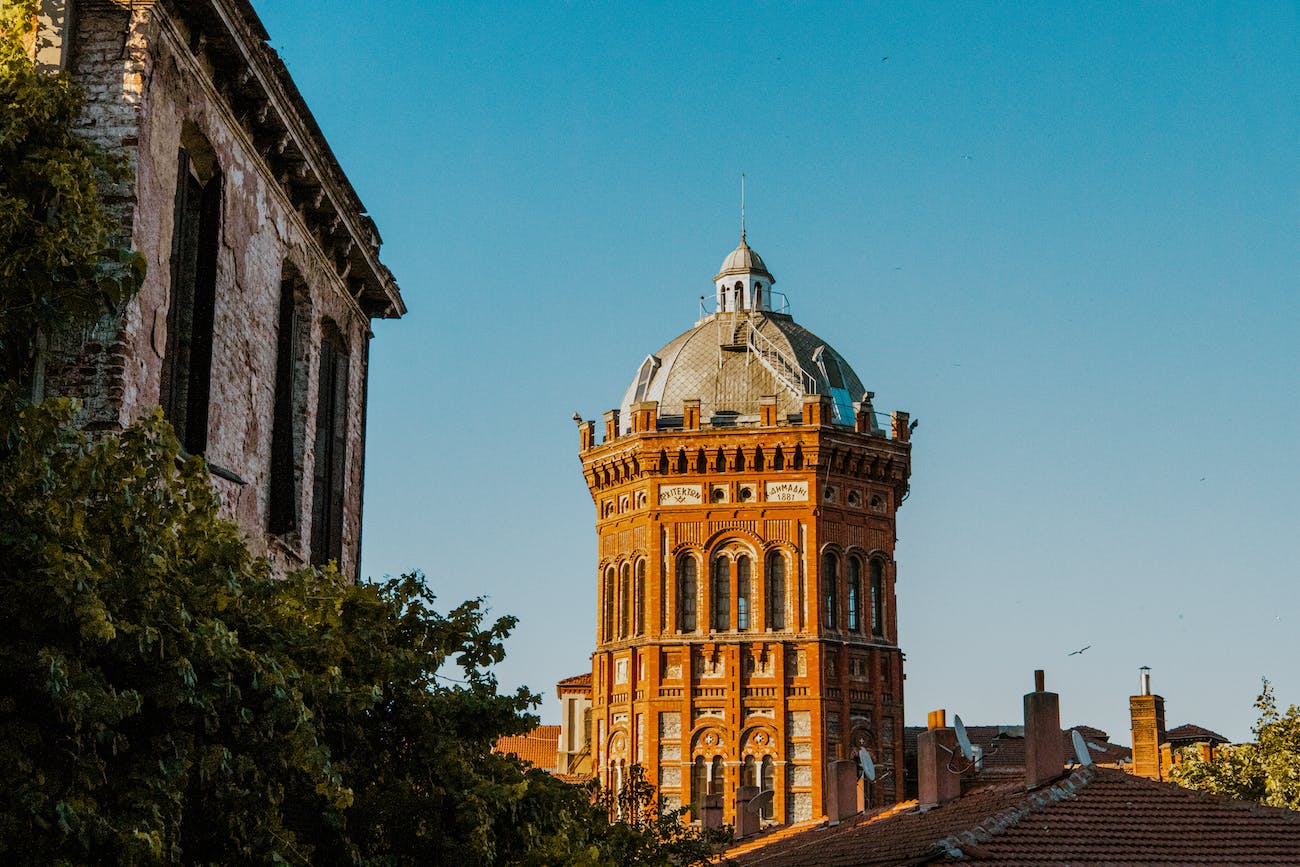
<box><xmin>711</xmin><ymin>755</ymin><xmax>725</xmax><ymax>794</ymax></box>
<box><xmin>712</xmin><ymin>556</ymin><xmax>730</xmax><ymax>632</ymax></box>
<box><xmin>822</xmin><ymin>552</ymin><xmax>839</xmax><ymax>629</ymax></box>
<box><xmin>742</xmin><ymin>755</ymin><xmax>757</xmax><ymax>787</ymax></box>
<box><xmin>619</xmin><ymin>562</ymin><xmax>631</xmax><ymax>638</ymax></box>
<box><xmin>767</xmin><ymin>552</ymin><xmax>786</xmax><ymax>631</ymax></box>
<box><xmin>870</xmin><ymin>559</ymin><xmax>884</xmax><ymax>636</ymax></box>
<box><xmin>679</xmin><ymin>556</ymin><xmax>697</xmax><ymax>633</ymax></box>
<box><xmin>848</xmin><ymin>557</ymin><xmax>862</xmax><ymax>633</ymax></box>
<box><xmin>760</xmin><ymin>756</ymin><xmax>775</xmax><ymax>818</ymax></box>
<box><xmin>602</xmin><ymin>567</ymin><xmax>615</xmax><ymax>642</ymax></box>
<box><xmin>737</xmin><ymin>555</ymin><xmax>751</xmax><ymax>631</ymax></box>
<box><xmin>755</xmin><ymin>283</ymin><xmax>763</xmax><ymax>308</ymax></box>
<box><xmin>634</xmin><ymin>559</ymin><xmax>646</xmax><ymax>635</ymax></box>
<box><xmin>691</xmin><ymin>757</ymin><xmax>707</xmax><ymax>813</ymax></box>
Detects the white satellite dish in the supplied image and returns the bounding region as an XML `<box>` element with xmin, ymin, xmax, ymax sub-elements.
<box><xmin>954</xmin><ymin>714</ymin><xmax>975</xmax><ymax>761</ymax></box>
<box><xmin>858</xmin><ymin>747</ymin><xmax>876</xmax><ymax>782</ymax></box>
<box><xmin>1071</xmin><ymin>729</ymin><xmax>1094</xmax><ymax>766</ymax></box>
<box><xmin>745</xmin><ymin>789</ymin><xmax>775</xmax><ymax>815</ymax></box>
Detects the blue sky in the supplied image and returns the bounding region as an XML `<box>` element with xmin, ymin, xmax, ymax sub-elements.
<box><xmin>255</xmin><ymin>1</ymin><xmax>1298</xmax><ymax>743</ymax></box>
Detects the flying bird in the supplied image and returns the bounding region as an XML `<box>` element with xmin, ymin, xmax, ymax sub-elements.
<box><xmin>1067</xmin><ymin>644</ymin><xmax>1091</xmax><ymax>656</ymax></box>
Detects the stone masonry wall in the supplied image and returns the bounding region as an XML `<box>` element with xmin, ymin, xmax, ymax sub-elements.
<box><xmin>50</xmin><ymin>1</ymin><xmax>375</xmax><ymax>578</ymax></box>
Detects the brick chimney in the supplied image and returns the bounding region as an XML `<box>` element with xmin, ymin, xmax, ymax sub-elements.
<box><xmin>1024</xmin><ymin>669</ymin><xmax>1064</xmax><ymax>789</ymax></box>
<box><xmin>603</xmin><ymin>409</ymin><xmax>620</xmax><ymax>443</ymax></box>
<box><xmin>1129</xmin><ymin>666</ymin><xmax>1167</xmax><ymax>780</ymax></box>
<box><xmin>917</xmin><ymin>709</ymin><xmax>962</xmax><ymax>808</ymax></box>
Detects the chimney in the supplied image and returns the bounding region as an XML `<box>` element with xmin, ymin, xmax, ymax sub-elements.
<box><xmin>855</xmin><ymin>391</ymin><xmax>876</xmax><ymax>434</ymax></box>
<box><xmin>630</xmin><ymin>400</ymin><xmax>658</xmax><ymax>433</ymax></box>
<box><xmin>1129</xmin><ymin>666</ymin><xmax>1167</xmax><ymax>780</ymax></box>
<box><xmin>917</xmin><ymin>708</ymin><xmax>962</xmax><ymax>808</ymax></box>
<box><xmin>603</xmin><ymin>409</ymin><xmax>620</xmax><ymax>443</ymax></box>
<box><xmin>802</xmin><ymin>393</ymin><xmax>832</xmax><ymax>427</ymax></box>
<box><xmin>759</xmin><ymin>395</ymin><xmax>778</xmax><ymax>427</ymax></box>
<box><xmin>1024</xmin><ymin>669</ymin><xmax>1064</xmax><ymax>789</ymax></box>
<box><xmin>683</xmin><ymin>398</ymin><xmax>701</xmax><ymax>431</ymax></box>
<box><xmin>578</xmin><ymin>420</ymin><xmax>595</xmax><ymax>452</ymax></box>
<box><xmin>891</xmin><ymin>410</ymin><xmax>911</xmax><ymax>443</ymax></box>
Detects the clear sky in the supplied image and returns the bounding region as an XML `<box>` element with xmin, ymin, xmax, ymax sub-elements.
<box><xmin>254</xmin><ymin>2</ymin><xmax>1297</xmax><ymax>744</ymax></box>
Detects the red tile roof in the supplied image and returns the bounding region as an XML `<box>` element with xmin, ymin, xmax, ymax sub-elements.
<box><xmin>1167</xmin><ymin>723</ymin><xmax>1231</xmax><ymax>745</ymax></box>
<box><xmin>733</xmin><ymin>767</ymin><xmax>1300</xmax><ymax>866</ymax></box>
<box><xmin>556</xmin><ymin>671</ymin><xmax>592</xmax><ymax>698</ymax></box>
<box><xmin>493</xmin><ymin>725</ymin><xmax>561</xmax><ymax>770</ymax></box>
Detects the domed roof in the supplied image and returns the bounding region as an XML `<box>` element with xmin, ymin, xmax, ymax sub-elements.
<box><xmin>619</xmin><ymin>312</ymin><xmax>875</xmax><ymax>433</ymax></box>
<box><xmin>714</xmin><ymin>237</ymin><xmax>773</xmax><ymax>281</ymax></box>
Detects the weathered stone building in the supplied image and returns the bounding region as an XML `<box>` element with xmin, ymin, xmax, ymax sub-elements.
<box><xmin>29</xmin><ymin>0</ymin><xmax>404</xmax><ymax>578</ymax></box>
<box><xmin>578</xmin><ymin>234</ymin><xmax>912</xmax><ymax>827</ymax></box>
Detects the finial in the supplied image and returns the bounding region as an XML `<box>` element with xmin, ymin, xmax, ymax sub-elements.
<box><xmin>740</xmin><ymin>172</ymin><xmax>746</xmax><ymax>243</ymax></box>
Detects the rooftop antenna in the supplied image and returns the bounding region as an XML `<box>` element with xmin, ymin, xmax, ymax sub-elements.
<box><xmin>740</xmin><ymin>172</ymin><xmax>746</xmax><ymax>243</ymax></box>
<box><xmin>1071</xmin><ymin>729</ymin><xmax>1095</xmax><ymax>767</ymax></box>
<box><xmin>858</xmin><ymin>747</ymin><xmax>876</xmax><ymax>782</ymax></box>
<box><xmin>953</xmin><ymin>715</ymin><xmax>976</xmax><ymax>761</ymax></box>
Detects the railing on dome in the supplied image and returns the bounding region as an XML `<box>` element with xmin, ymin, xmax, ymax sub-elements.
<box><xmin>697</xmin><ymin>289</ymin><xmax>792</xmax><ymax>318</ymax></box>
<box><xmin>742</xmin><ymin>319</ymin><xmax>819</xmax><ymax>400</ymax></box>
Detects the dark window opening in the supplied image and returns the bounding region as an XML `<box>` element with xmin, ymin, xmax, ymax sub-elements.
<box><xmin>679</xmin><ymin>556</ymin><xmax>697</xmax><ymax>633</ymax></box>
<box><xmin>737</xmin><ymin>555</ymin><xmax>751</xmax><ymax>630</ymax></box>
<box><xmin>268</xmin><ymin>270</ymin><xmax>309</xmax><ymax>537</ymax></box>
<box><xmin>767</xmin><ymin>552</ymin><xmax>785</xmax><ymax>630</ymax></box>
<box><xmin>711</xmin><ymin>755</ymin><xmax>725</xmax><ymax>794</ymax></box>
<box><xmin>823</xmin><ymin>552</ymin><xmax>839</xmax><ymax>629</ymax></box>
<box><xmin>773</xmin><ymin>446</ymin><xmax>785</xmax><ymax>470</ymax></box>
<box><xmin>310</xmin><ymin>327</ymin><xmax>350</xmax><ymax>566</ymax></box>
<box><xmin>161</xmin><ymin>148</ymin><xmax>221</xmax><ymax>455</ymax></box>
<box><xmin>634</xmin><ymin>559</ymin><xmax>646</xmax><ymax>635</ymax></box>
<box><xmin>619</xmin><ymin>563</ymin><xmax>631</xmax><ymax>638</ymax></box>
<box><xmin>871</xmin><ymin>559</ymin><xmax>884</xmax><ymax>636</ymax></box>
<box><xmin>602</xmin><ymin>567</ymin><xmax>615</xmax><ymax>641</ymax></box>
<box><xmin>848</xmin><ymin>557</ymin><xmax>862</xmax><ymax>632</ymax></box>
<box><xmin>712</xmin><ymin>556</ymin><xmax>730</xmax><ymax>632</ymax></box>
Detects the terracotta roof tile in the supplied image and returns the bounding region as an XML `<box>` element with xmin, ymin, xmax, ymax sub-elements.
<box><xmin>733</xmin><ymin>768</ymin><xmax>1300</xmax><ymax>866</ymax></box>
<box><xmin>556</xmin><ymin>671</ymin><xmax>593</xmax><ymax>698</ymax></box>
<box><xmin>493</xmin><ymin>725</ymin><xmax>561</xmax><ymax>770</ymax></box>
<box><xmin>1166</xmin><ymin>723</ymin><xmax>1231</xmax><ymax>745</ymax></box>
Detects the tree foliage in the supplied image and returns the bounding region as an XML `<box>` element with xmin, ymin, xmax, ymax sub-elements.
<box><xmin>1169</xmin><ymin>680</ymin><xmax>1300</xmax><ymax>811</ymax></box>
<box><xmin>0</xmin><ymin>394</ymin><xmax>725</xmax><ymax>864</ymax></box>
<box><xmin>0</xmin><ymin>1</ymin><xmax>145</xmax><ymax>385</ymax></box>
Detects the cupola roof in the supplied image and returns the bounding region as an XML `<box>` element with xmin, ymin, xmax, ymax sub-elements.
<box><xmin>714</xmin><ymin>235</ymin><xmax>773</xmax><ymax>281</ymax></box>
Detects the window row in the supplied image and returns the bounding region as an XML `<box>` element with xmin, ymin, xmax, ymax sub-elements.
<box><xmin>601</xmin><ymin>559</ymin><xmax>647</xmax><ymax>642</ymax></box>
<box><xmin>822</xmin><ymin>553</ymin><xmax>885</xmax><ymax>636</ymax></box>
<box><xmin>676</xmin><ymin>550</ymin><xmax>790</xmax><ymax>634</ymax></box>
<box><xmin>657</xmin><ymin>444</ymin><xmax>804</xmax><ymax>475</ymax></box>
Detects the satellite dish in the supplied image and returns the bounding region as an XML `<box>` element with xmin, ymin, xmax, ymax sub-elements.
<box><xmin>858</xmin><ymin>747</ymin><xmax>877</xmax><ymax>782</ymax></box>
<box><xmin>1071</xmin><ymin>729</ymin><xmax>1094</xmax><ymax>766</ymax></box>
<box><xmin>954</xmin><ymin>715</ymin><xmax>975</xmax><ymax>761</ymax></box>
<box><xmin>745</xmin><ymin>789</ymin><xmax>775</xmax><ymax>815</ymax></box>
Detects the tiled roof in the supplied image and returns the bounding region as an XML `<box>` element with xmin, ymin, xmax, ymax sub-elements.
<box><xmin>733</xmin><ymin>768</ymin><xmax>1300</xmax><ymax>866</ymax></box>
<box><xmin>555</xmin><ymin>671</ymin><xmax>592</xmax><ymax>697</ymax></box>
<box><xmin>493</xmin><ymin>725</ymin><xmax>561</xmax><ymax>771</ymax></box>
<box><xmin>1167</xmin><ymin>723</ymin><xmax>1231</xmax><ymax>745</ymax></box>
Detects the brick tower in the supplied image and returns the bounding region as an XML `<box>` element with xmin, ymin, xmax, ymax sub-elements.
<box><xmin>577</xmin><ymin>234</ymin><xmax>913</xmax><ymax>826</ymax></box>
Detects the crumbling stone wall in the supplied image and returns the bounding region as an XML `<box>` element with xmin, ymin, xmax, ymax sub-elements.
<box><xmin>46</xmin><ymin>0</ymin><xmax>390</xmax><ymax>579</ymax></box>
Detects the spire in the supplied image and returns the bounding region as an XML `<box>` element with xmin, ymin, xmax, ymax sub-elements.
<box><xmin>740</xmin><ymin>172</ymin><xmax>747</xmax><ymax>244</ymax></box>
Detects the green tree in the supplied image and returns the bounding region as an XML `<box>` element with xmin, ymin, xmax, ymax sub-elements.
<box><xmin>0</xmin><ymin>1</ymin><xmax>145</xmax><ymax>392</ymax></box>
<box><xmin>0</xmin><ymin>394</ymin><xmax>725</xmax><ymax>864</ymax></box>
<box><xmin>1169</xmin><ymin>680</ymin><xmax>1300</xmax><ymax>811</ymax></box>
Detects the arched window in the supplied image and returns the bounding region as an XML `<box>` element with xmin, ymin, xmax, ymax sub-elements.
<box><xmin>760</xmin><ymin>756</ymin><xmax>775</xmax><ymax>818</ymax></box>
<box><xmin>767</xmin><ymin>552</ymin><xmax>786</xmax><ymax>630</ymax></box>
<box><xmin>712</xmin><ymin>556</ymin><xmax>730</xmax><ymax>632</ymax></box>
<box><xmin>848</xmin><ymin>557</ymin><xmax>862</xmax><ymax>633</ymax></box>
<box><xmin>679</xmin><ymin>556</ymin><xmax>697</xmax><ymax>633</ymax></box>
<box><xmin>755</xmin><ymin>283</ymin><xmax>763</xmax><ymax>308</ymax></box>
<box><xmin>773</xmin><ymin>446</ymin><xmax>785</xmax><ymax>470</ymax></box>
<box><xmin>735</xmin><ymin>281</ymin><xmax>744</xmax><ymax>310</ymax></box>
<box><xmin>619</xmin><ymin>562</ymin><xmax>631</xmax><ymax>638</ymax></box>
<box><xmin>734</xmin><ymin>447</ymin><xmax>746</xmax><ymax>471</ymax></box>
<box><xmin>711</xmin><ymin>755</ymin><xmax>725</xmax><ymax>795</ymax></box>
<box><xmin>696</xmin><ymin>448</ymin><xmax>708</xmax><ymax>473</ymax></box>
<box><xmin>737</xmin><ymin>555</ymin><xmax>751</xmax><ymax>631</ymax></box>
<box><xmin>691</xmin><ymin>757</ymin><xmax>707</xmax><ymax>814</ymax></box>
<box><xmin>634</xmin><ymin>559</ymin><xmax>646</xmax><ymax>635</ymax></box>
<box><xmin>754</xmin><ymin>446</ymin><xmax>765</xmax><ymax>471</ymax></box>
<box><xmin>871</xmin><ymin>559</ymin><xmax>884</xmax><ymax>636</ymax></box>
<box><xmin>603</xmin><ymin>566</ymin><xmax>615</xmax><ymax>642</ymax></box>
<box><xmin>822</xmin><ymin>552</ymin><xmax>839</xmax><ymax>629</ymax></box>
<box><xmin>677</xmin><ymin>448</ymin><xmax>689</xmax><ymax>473</ymax></box>
<box><xmin>742</xmin><ymin>755</ymin><xmax>757</xmax><ymax>788</ymax></box>
<box><xmin>792</xmin><ymin>444</ymin><xmax>804</xmax><ymax>469</ymax></box>
<box><xmin>714</xmin><ymin>447</ymin><xmax>726</xmax><ymax>472</ymax></box>
<box><xmin>658</xmin><ymin>449</ymin><xmax>669</xmax><ymax>474</ymax></box>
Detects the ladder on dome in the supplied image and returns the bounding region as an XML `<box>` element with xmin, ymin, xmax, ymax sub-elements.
<box><xmin>739</xmin><ymin>317</ymin><xmax>819</xmax><ymax>401</ymax></box>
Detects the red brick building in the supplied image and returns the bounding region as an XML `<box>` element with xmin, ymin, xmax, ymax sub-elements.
<box><xmin>578</xmin><ymin>235</ymin><xmax>912</xmax><ymax>825</ymax></box>
<box><xmin>27</xmin><ymin>0</ymin><xmax>404</xmax><ymax>579</ymax></box>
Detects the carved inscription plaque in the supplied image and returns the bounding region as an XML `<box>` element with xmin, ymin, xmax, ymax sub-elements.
<box><xmin>765</xmin><ymin>480</ymin><xmax>809</xmax><ymax>502</ymax></box>
<box><xmin>658</xmin><ymin>484</ymin><xmax>703</xmax><ymax>505</ymax></box>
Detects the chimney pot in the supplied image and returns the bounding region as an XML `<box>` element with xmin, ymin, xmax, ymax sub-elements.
<box><xmin>1023</xmin><ymin>671</ymin><xmax>1064</xmax><ymax>789</ymax></box>
<box><xmin>1034</xmin><ymin>669</ymin><xmax>1045</xmax><ymax>692</ymax></box>
<box><xmin>1140</xmin><ymin>666</ymin><xmax>1151</xmax><ymax>696</ymax></box>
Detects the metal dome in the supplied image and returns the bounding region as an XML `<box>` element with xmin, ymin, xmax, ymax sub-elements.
<box><xmin>714</xmin><ymin>237</ymin><xmax>773</xmax><ymax>282</ymax></box>
<box><xmin>619</xmin><ymin>311</ymin><xmax>875</xmax><ymax>433</ymax></box>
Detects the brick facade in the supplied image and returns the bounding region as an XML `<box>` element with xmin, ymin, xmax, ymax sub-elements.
<box><xmin>34</xmin><ymin>0</ymin><xmax>403</xmax><ymax>578</ymax></box>
<box><xmin>581</xmin><ymin>386</ymin><xmax>912</xmax><ymax>826</ymax></box>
